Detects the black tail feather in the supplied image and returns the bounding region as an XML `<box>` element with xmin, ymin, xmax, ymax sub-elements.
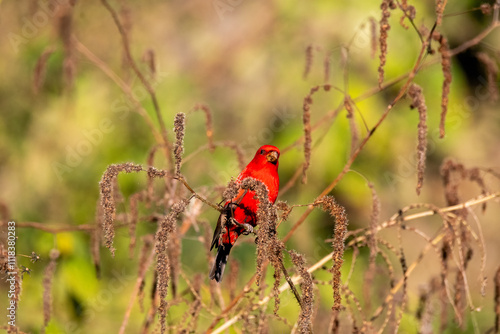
<box><xmin>209</xmin><ymin>243</ymin><xmax>233</xmax><ymax>282</ymax></box>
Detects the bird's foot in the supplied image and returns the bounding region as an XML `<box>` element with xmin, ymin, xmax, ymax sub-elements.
<box><xmin>241</xmin><ymin>223</ymin><xmax>254</xmax><ymax>235</ymax></box>
<box><xmin>229</xmin><ymin>218</ymin><xmax>254</xmax><ymax>235</ymax></box>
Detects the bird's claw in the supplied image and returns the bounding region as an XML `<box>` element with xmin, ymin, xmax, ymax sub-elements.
<box><xmin>241</xmin><ymin>223</ymin><xmax>253</xmax><ymax>235</ymax></box>
<box><xmin>229</xmin><ymin>218</ymin><xmax>254</xmax><ymax>235</ymax></box>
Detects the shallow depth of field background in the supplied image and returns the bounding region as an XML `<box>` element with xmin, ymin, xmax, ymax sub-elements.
<box><xmin>1</xmin><ymin>0</ymin><xmax>499</xmax><ymax>333</ymax></box>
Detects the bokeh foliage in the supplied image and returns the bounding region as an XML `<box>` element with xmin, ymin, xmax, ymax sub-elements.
<box><xmin>1</xmin><ymin>0</ymin><xmax>500</xmax><ymax>333</ymax></box>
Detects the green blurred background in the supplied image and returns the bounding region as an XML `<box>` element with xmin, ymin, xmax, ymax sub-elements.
<box><xmin>1</xmin><ymin>0</ymin><xmax>499</xmax><ymax>333</ymax></box>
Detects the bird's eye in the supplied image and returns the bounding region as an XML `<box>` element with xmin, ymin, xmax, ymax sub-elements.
<box><xmin>260</xmin><ymin>149</ymin><xmax>265</xmax><ymax>155</ymax></box>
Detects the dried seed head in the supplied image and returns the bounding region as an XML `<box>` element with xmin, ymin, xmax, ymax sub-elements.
<box><xmin>345</xmin><ymin>96</ymin><xmax>359</xmax><ymax>156</ymax></box>
<box><xmin>435</xmin><ymin>0</ymin><xmax>447</xmax><ymax>26</ymax></box>
<box><xmin>408</xmin><ymin>83</ymin><xmax>428</xmax><ymax>195</ymax></box>
<box><xmin>155</xmin><ymin>199</ymin><xmax>188</xmax><ymax>333</ymax></box>
<box><xmin>432</xmin><ymin>32</ymin><xmax>452</xmax><ymax>138</ymax></box>
<box><xmin>378</xmin><ymin>0</ymin><xmax>393</xmax><ymax>87</ymax></box>
<box><xmin>316</xmin><ymin>196</ymin><xmax>348</xmax><ymax>311</ymax></box>
<box><xmin>324</xmin><ymin>53</ymin><xmax>331</xmax><ymax>84</ymax></box>
<box><xmin>289</xmin><ymin>250</ymin><xmax>314</xmax><ymax>332</ymax></box>
<box><xmin>99</xmin><ymin>163</ymin><xmax>143</xmax><ymax>256</ymax></box>
<box><xmin>173</xmin><ymin>112</ymin><xmax>186</xmax><ymax>177</ymax></box>
<box><xmin>304</xmin><ymin>45</ymin><xmax>313</xmax><ymax>79</ymax></box>
<box><xmin>223</xmin><ymin>178</ymin><xmax>239</xmax><ymax>203</ymax></box>
<box><xmin>302</xmin><ymin>86</ymin><xmax>321</xmax><ymax>183</ymax></box>
<box><xmin>43</xmin><ymin>250</ymin><xmax>59</xmax><ymax>329</ymax></box>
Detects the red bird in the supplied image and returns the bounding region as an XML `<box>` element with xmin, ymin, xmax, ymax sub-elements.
<box><xmin>209</xmin><ymin>145</ymin><xmax>280</xmax><ymax>282</ymax></box>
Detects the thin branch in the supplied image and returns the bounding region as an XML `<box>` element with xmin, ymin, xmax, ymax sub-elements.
<box><xmin>73</xmin><ymin>37</ymin><xmax>164</xmax><ymax>146</ymax></box>
<box><xmin>119</xmin><ymin>244</ymin><xmax>156</xmax><ymax>334</ymax></box>
<box><xmin>100</xmin><ymin>0</ymin><xmax>172</xmax><ymax>166</ymax></box>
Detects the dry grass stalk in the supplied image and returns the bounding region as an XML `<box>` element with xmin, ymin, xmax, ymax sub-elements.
<box><xmin>42</xmin><ymin>250</ymin><xmax>59</xmax><ymax>332</ymax></box>
<box><xmin>344</xmin><ymin>96</ymin><xmax>359</xmax><ymax>156</ymax></box>
<box><xmin>138</xmin><ymin>235</ymin><xmax>154</xmax><ymax>312</ymax></box>
<box><xmin>440</xmin><ymin>159</ymin><xmax>467</xmax><ymax>212</ymax></box>
<box><xmin>302</xmin><ymin>86</ymin><xmax>321</xmax><ymax>183</ymax></box>
<box><xmin>399</xmin><ymin>1</ymin><xmax>416</xmax><ymax>29</ymax></box>
<box><xmin>99</xmin><ymin>163</ymin><xmax>143</xmax><ymax>256</ymax></box>
<box><xmin>173</xmin><ymin>113</ymin><xmax>186</xmax><ymax>177</ymax></box>
<box><xmin>435</xmin><ymin>0</ymin><xmax>448</xmax><ymax>26</ymax></box>
<box><xmin>369</xmin><ymin>17</ymin><xmax>377</xmax><ymax>59</ymax></box>
<box><xmin>316</xmin><ymin>196</ymin><xmax>348</xmax><ymax>311</ymax></box>
<box><xmin>324</xmin><ymin>53</ymin><xmax>331</xmax><ymax>84</ymax></box>
<box><xmin>93</xmin><ymin>201</ymin><xmax>103</xmax><ymax>278</ymax></box>
<box><xmin>289</xmin><ymin>250</ymin><xmax>314</xmax><ymax>333</ymax></box>
<box><xmin>142</xmin><ymin>48</ymin><xmax>156</xmax><ymax>77</ymax></box>
<box><xmin>101</xmin><ymin>0</ymin><xmax>171</xmax><ymax>161</ymax></box>
<box><xmin>33</xmin><ymin>47</ymin><xmax>55</xmax><ymax>94</ymax></box>
<box><xmin>222</xmin><ymin>141</ymin><xmax>246</xmax><ymax>170</ymax></box>
<box><xmin>57</xmin><ymin>2</ymin><xmax>76</xmax><ymax>90</ymax></box>
<box><xmin>155</xmin><ymin>199</ymin><xmax>187</xmax><ymax>334</ymax></box>
<box><xmin>433</xmin><ymin>32</ymin><xmax>452</xmax><ymax>138</ymax></box>
<box><xmin>378</xmin><ymin>0</ymin><xmax>395</xmax><ymax>87</ymax></box>
<box><xmin>476</xmin><ymin>52</ymin><xmax>499</xmax><ymax>102</ymax></box>
<box><xmin>128</xmin><ymin>192</ymin><xmax>143</xmax><ymax>257</ymax></box>
<box><xmin>240</xmin><ymin>178</ymin><xmax>286</xmax><ymax>313</ymax></box>
<box><xmin>364</xmin><ymin>183</ymin><xmax>380</xmax><ymax>311</ymax></box>
<box><xmin>304</xmin><ymin>45</ymin><xmax>313</xmax><ymax>79</ymax></box>
<box><xmin>408</xmin><ymin>83</ymin><xmax>428</xmax><ymax>195</ymax></box>
<box><xmin>192</xmin><ymin>104</ymin><xmax>215</xmax><ymax>152</ymax></box>
<box><xmin>417</xmin><ymin>284</ymin><xmax>435</xmax><ymax>334</ymax></box>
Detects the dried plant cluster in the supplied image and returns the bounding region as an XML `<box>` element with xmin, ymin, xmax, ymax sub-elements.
<box><xmin>2</xmin><ymin>1</ymin><xmax>500</xmax><ymax>334</ymax></box>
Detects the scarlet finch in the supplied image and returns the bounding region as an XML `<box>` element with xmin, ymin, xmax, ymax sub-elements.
<box><xmin>209</xmin><ymin>145</ymin><xmax>280</xmax><ymax>282</ymax></box>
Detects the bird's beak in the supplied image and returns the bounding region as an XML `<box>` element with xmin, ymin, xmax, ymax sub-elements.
<box><xmin>266</xmin><ymin>151</ymin><xmax>279</xmax><ymax>164</ymax></box>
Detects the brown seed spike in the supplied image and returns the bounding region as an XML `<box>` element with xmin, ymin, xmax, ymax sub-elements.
<box><xmin>378</xmin><ymin>0</ymin><xmax>392</xmax><ymax>87</ymax></box>
<box><xmin>289</xmin><ymin>250</ymin><xmax>314</xmax><ymax>333</ymax></box>
<box><xmin>155</xmin><ymin>199</ymin><xmax>188</xmax><ymax>334</ymax></box>
<box><xmin>304</xmin><ymin>45</ymin><xmax>313</xmax><ymax>79</ymax></box>
<box><xmin>302</xmin><ymin>94</ymin><xmax>312</xmax><ymax>184</ymax></box>
<box><xmin>316</xmin><ymin>196</ymin><xmax>348</xmax><ymax>312</ymax></box>
<box><xmin>43</xmin><ymin>249</ymin><xmax>59</xmax><ymax>330</ymax></box>
<box><xmin>435</xmin><ymin>0</ymin><xmax>447</xmax><ymax>26</ymax></box>
<box><xmin>432</xmin><ymin>32</ymin><xmax>452</xmax><ymax>138</ymax></box>
<box><xmin>344</xmin><ymin>96</ymin><xmax>359</xmax><ymax>156</ymax></box>
<box><xmin>173</xmin><ymin>112</ymin><xmax>186</xmax><ymax>177</ymax></box>
<box><xmin>407</xmin><ymin>83</ymin><xmax>428</xmax><ymax>195</ymax></box>
<box><xmin>99</xmin><ymin>163</ymin><xmax>143</xmax><ymax>256</ymax></box>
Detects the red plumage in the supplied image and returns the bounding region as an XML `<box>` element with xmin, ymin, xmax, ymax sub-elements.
<box><xmin>209</xmin><ymin>145</ymin><xmax>280</xmax><ymax>282</ymax></box>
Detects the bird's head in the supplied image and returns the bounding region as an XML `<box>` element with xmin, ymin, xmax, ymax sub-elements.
<box><xmin>253</xmin><ymin>145</ymin><xmax>280</xmax><ymax>168</ymax></box>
